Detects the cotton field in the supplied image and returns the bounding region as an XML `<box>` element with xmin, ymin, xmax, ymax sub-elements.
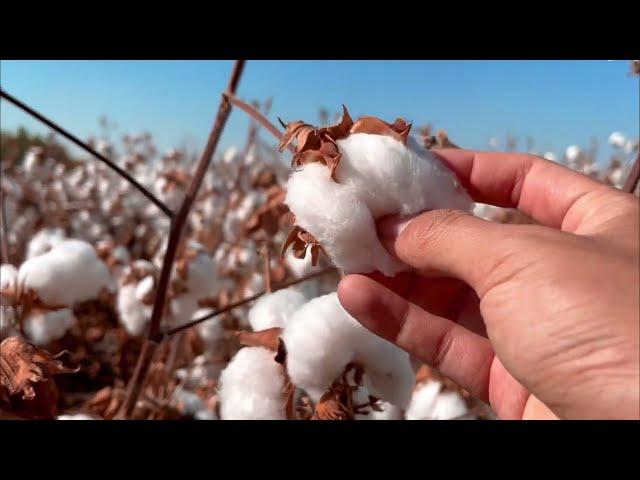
<box><xmin>0</xmin><ymin>61</ymin><xmax>638</xmax><ymax>421</ymax></box>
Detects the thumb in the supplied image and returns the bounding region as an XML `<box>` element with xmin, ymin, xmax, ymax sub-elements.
<box><xmin>378</xmin><ymin>209</ymin><xmax>519</xmax><ymax>296</ymax></box>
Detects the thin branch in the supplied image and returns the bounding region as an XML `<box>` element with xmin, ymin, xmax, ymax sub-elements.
<box><xmin>117</xmin><ymin>60</ymin><xmax>246</xmax><ymax>419</ymax></box>
<box><xmin>0</xmin><ymin>88</ymin><xmax>174</xmax><ymax>218</ymax></box>
<box><xmin>0</xmin><ymin>190</ymin><xmax>9</xmax><ymax>264</ymax></box>
<box><xmin>623</xmin><ymin>153</ymin><xmax>640</xmax><ymax>194</ymax></box>
<box><xmin>263</xmin><ymin>242</ymin><xmax>272</xmax><ymax>293</ymax></box>
<box><xmin>162</xmin><ymin>267</ymin><xmax>338</xmax><ymax>337</ymax></box>
<box><xmin>223</xmin><ymin>92</ymin><xmax>295</xmax><ymax>153</ymax></box>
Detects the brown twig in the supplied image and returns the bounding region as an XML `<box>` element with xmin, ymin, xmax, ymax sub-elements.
<box><xmin>0</xmin><ymin>88</ymin><xmax>174</xmax><ymax>218</ymax></box>
<box><xmin>263</xmin><ymin>242</ymin><xmax>272</xmax><ymax>293</ymax></box>
<box><xmin>162</xmin><ymin>267</ymin><xmax>338</xmax><ymax>337</ymax></box>
<box><xmin>116</xmin><ymin>60</ymin><xmax>246</xmax><ymax>419</ymax></box>
<box><xmin>0</xmin><ymin>190</ymin><xmax>10</xmax><ymax>264</ymax></box>
<box><xmin>223</xmin><ymin>93</ymin><xmax>295</xmax><ymax>154</ymax></box>
<box><xmin>623</xmin><ymin>153</ymin><xmax>640</xmax><ymax>194</ymax></box>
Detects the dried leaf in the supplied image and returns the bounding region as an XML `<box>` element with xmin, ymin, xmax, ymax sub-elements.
<box><xmin>0</xmin><ymin>336</ymin><xmax>78</xmax><ymax>401</ymax></box>
<box><xmin>235</xmin><ymin>327</ymin><xmax>282</xmax><ymax>352</ymax></box>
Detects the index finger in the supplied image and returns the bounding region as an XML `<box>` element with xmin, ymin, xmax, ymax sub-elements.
<box><xmin>434</xmin><ymin>149</ymin><xmax>613</xmax><ymax>230</ymax></box>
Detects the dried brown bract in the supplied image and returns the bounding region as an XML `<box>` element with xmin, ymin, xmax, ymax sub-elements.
<box><xmin>0</xmin><ymin>336</ymin><xmax>78</xmax><ymax>418</ymax></box>
<box><xmin>281</xmin><ymin>225</ymin><xmax>324</xmax><ymax>266</ymax></box>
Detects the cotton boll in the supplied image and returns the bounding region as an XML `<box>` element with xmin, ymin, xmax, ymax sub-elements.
<box><xmin>286</xmin><ymin>163</ymin><xmax>401</xmax><ymax>276</ymax></box>
<box><xmin>24</xmin><ymin>308</ymin><xmax>76</xmax><ymax>345</ymax></box>
<box><xmin>369</xmin><ymin>402</ymin><xmax>403</xmax><ymax>420</ymax></box>
<box><xmin>117</xmin><ymin>284</ymin><xmax>151</xmax><ymax>336</ymax></box>
<box><xmin>355</xmin><ymin>334</ymin><xmax>415</xmax><ymax>408</ymax></box>
<box><xmin>26</xmin><ymin>228</ymin><xmax>67</xmax><ymax>259</ymax></box>
<box><xmin>608</xmin><ymin>132</ymin><xmax>626</xmax><ymax>148</ymax></box>
<box><xmin>19</xmin><ymin>239</ymin><xmax>112</xmax><ymax>307</ymax></box>
<box><xmin>624</xmin><ymin>138</ymin><xmax>638</xmax><ymax>155</ymax></box>
<box><xmin>430</xmin><ymin>390</ymin><xmax>469</xmax><ymax>420</ymax></box>
<box><xmin>173</xmin><ymin>387</ymin><xmax>207</xmax><ymax>415</ymax></box>
<box><xmin>248</xmin><ymin>288</ymin><xmax>306</xmax><ymax>331</ymax></box>
<box><xmin>1</xmin><ymin>264</ymin><xmax>18</xmax><ymax>306</ymax></box>
<box><xmin>243</xmin><ymin>273</ymin><xmax>264</xmax><ymax>297</ymax></box>
<box><xmin>222</xmin><ymin>146</ymin><xmax>240</xmax><ymax>165</ymax></box>
<box><xmin>282</xmin><ymin>293</ymin><xmax>362</xmax><ymax>402</ymax></box>
<box><xmin>543</xmin><ymin>152</ymin><xmax>557</xmax><ymax>162</ymax></box>
<box><xmin>57</xmin><ymin>413</ymin><xmax>98</xmax><ymax>420</ymax></box>
<box><xmin>405</xmin><ymin>380</ymin><xmax>442</xmax><ymax>420</ymax></box>
<box><xmin>284</xmin><ymin>251</ymin><xmax>319</xmax><ymax>279</ymax></box>
<box><xmin>335</xmin><ymin>134</ymin><xmax>471</xmax><ymax>218</ymax></box>
<box><xmin>565</xmin><ymin>145</ymin><xmax>581</xmax><ymax>163</ymax></box>
<box><xmin>285</xmin><ymin>134</ymin><xmax>471</xmax><ymax>276</ymax></box>
<box><xmin>134</xmin><ymin>276</ymin><xmax>155</xmax><ymax>302</ymax></box>
<box><xmin>194</xmin><ymin>410</ymin><xmax>218</xmax><ymax>420</ymax></box>
<box><xmin>219</xmin><ymin>346</ymin><xmax>287</xmax><ymax>420</ymax></box>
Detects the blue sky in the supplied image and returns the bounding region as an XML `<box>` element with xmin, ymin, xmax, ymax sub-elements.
<box><xmin>1</xmin><ymin>60</ymin><xmax>638</xmax><ymax>162</ymax></box>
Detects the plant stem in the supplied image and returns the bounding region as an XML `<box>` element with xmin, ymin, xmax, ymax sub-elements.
<box><xmin>223</xmin><ymin>93</ymin><xmax>295</xmax><ymax>153</ymax></box>
<box><xmin>0</xmin><ymin>88</ymin><xmax>173</xmax><ymax>218</ymax></box>
<box><xmin>162</xmin><ymin>267</ymin><xmax>337</xmax><ymax>337</ymax></box>
<box><xmin>0</xmin><ymin>190</ymin><xmax>9</xmax><ymax>264</ymax></box>
<box><xmin>623</xmin><ymin>153</ymin><xmax>640</xmax><ymax>194</ymax></box>
<box><xmin>116</xmin><ymin>60</ymin><xmax>246</xmax><ymax>419</ymax></box>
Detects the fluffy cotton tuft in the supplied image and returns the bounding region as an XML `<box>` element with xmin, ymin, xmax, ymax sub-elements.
<box><xmin>247</xmin><ymin>288</ymin><xmax>306</xmax><ymax>331</ymax></box>
<box><xmin>117</xmin><ymin>284</ymin><xmax>151</xmax><ymax>336</ymax></box>
<box><xmin>285</xmin><ymin>134</ymin><xmax>472</xmax><ymax>276</ymax></box>
<box><xmin>26</xmin><ymin>228</ymin><xmax>66</xmax><ymax>259</ymax></box>
<box><xmin>405</xmin><ymin>381</ymin><xmax>469</xmax><ymax>420</ymax></box>
<box><xmin>1</xmin><ymin>264</ymin><xmax>18</xmax><ymax>305</ymax></box>
<box><xmin>565</xmin><ymin>145</ymin><xmax>581</xmax><ymax>162</ymax></box>
<box><xmin>57</xmin><ymin>413</ymin><xmax>97</xmax><ymax>420</ymax></box>
<box><xmin>24</xmin><ymin>308</ymin><xmax>76</xmax><ymax>345</ymax></box>
<box><xmin>218</xmin><ymin>346</ymin><xmax>287</xmax><ymax>420</ymax></box>
<box><xmin>18</xmin><ymin>239</ymin><xmax>112</xmax><ymax>307</ymax></box>
<box><xmin>283</xmin><ymin>292</ymin><xmax>414</xmax><ymax>406</ymax></box>
<box><xmin>608</xmin><ymin>132</ymin><xmax>626</xmax><ymax>148</ymax></box>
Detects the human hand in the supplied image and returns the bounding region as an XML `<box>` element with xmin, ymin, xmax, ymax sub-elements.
<box><xmin>337</xmin><ymin>150</ymin><xmax>639</xmax><ymax>419</ymax></box>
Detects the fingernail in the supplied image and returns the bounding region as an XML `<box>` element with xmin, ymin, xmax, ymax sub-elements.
<box><xmin>377</xmin><ymin>213</ymin><xmax>420</xmax><ymax>242</ymax></box>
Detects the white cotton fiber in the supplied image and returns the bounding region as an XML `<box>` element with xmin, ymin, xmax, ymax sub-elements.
<box><xmin>405</xmin><ymin>380</ymin><xmax>442</xmax><ymax>420</ymax></box>
<box><xmin>18</xmin><ymin>239</ymin><xmax>112</xmax><ymax>307</ymax></box>
<box><xmin>282</xmin><ymin>293</ymin><xmax>361</xmax><ymax>402</ymax></box>
<box><xmin>429</xmin><ymin>390</ymin><xmax>469</xmax><ymax>420</ymax></box>
<box><xmin>57</xmin><ymin>413</ymin><xmax>98</xmax><ymax>420</ymax></box>
<box><xmin>247</xmin><ymin>288</ymin><xmax>306</xmax><ymax>331</ymax></box>
<box><xmin>26</xmin><ymin>228</ymin><xmax>67</xmax><ymax>259</ymax></box>
<box><xmin>405</xmin><ymin>380</ymin><xmax>468</xmax><ymax>420</ymax></box>
<box><xmin>117</xmin><ymin>284</ymin><xmax>151</xmax><ymax>336</ymax></box>
<box><xmin>285</xmin><ymin>134</ymin><xmax>472</xmax><ymax>276</ymax></box>
<box><xmin>24</xmin><ymin>308</ymin><xmax>76</xmax><ymax>345</ymax></box>
<box><xmin>355</xmin><ymin>333</ymin><xmax>415</xmax><ymax>408</ymax></box>
<box><xmin>218</xmin><ymin>346</ymin><xmax>287</xmax><ymax>420</ymax></box>
<box><xmin>282</xmin><ymin>292</ymin><xmax>414</xmax><ymax>406</ymax></box>
<box><xmin>1</xmin><ymin>264</ymin><xmax>18</xmax><ymax>306</ymax></box>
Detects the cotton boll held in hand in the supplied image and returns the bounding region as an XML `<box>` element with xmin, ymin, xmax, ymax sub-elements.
<box><xmin>23</xmin><ymin>308</ymin><xmax>76</xmax><ymax>345</ymax></box>
<box><xmin>247</xmin><ymin>288</ymin><xmax>306</xmax><ymax>331</ymax></box>
<box><xmin>429</xmin><ymin>390</ymin><xmax>469</xmax><ymax>420</ymax></box>
<box><xmin>282</xmin><ymin>108</ymin><xmax>472</xmax><ymax>276</ymax></box>
<box><xmin>218</xmin><ymin>346</ymin><xmax>287</xmax><ymax>420</ymax></box>
<box><xmin>18</xmin><ymin>239</ymin><xmax>112</xmax><ymax>307</ymax></box>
